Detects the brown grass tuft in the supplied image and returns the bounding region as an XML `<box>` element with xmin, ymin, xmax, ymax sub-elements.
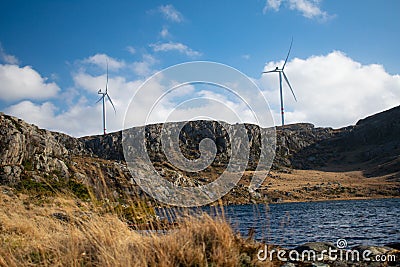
<box><xmin>0</xmin><ymin>187</ymin><xmax>274</xmax><ymax>266</ymax></box>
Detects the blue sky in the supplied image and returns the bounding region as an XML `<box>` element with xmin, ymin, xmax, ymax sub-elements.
<box><xmin>0</xmin><ymin>0</ymin><xmax>399</xmax><ymax>136</ymax></box>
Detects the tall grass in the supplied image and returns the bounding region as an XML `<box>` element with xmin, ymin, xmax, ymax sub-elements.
<box><xmin>0</xmin><ymin>185</ymin><xmax>275</xmax><ymax>266</ymax></box>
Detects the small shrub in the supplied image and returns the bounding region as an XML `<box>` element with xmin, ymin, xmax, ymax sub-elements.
<box><xmin>16</xmin><ymin>177</ymin><xmax>90</xmax><ymax>201</ymax></box>
<box><xmin>22</xmin><ymin>160</ymin><xmax>34</xmax><ymax>171</ymax></box>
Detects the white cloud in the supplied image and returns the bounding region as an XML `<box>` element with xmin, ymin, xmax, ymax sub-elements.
<box><xmin>6</xmin><ymin>71</ymin><xmax>144</xmax><ymax>136</ymax></box>
<box><xmin>158</xmin><ymin>4</ymin><xmax>183</xmax><ymax>23</ymax></box>
<box><xmin>83</xmin><ymin>54</ymin><xmax>125</xmax><ymax>71</ymax></box>
<box><xmin>70</xmin><ymin>75</ymin><xmax>141</xmax><ymax>135</ymax></box>
<box><xmin>160</xmin><ymin>26</ymin><xmax>170</xmax><ymax>38</ymax></box>
<box><xmin>242</xmin><ymin>54</ymin><xmax>251</xmax><ymax>60</ymax></box>
<box><xmin>80</xmin><ymin>53</ymin><xmax>157</xmax><ymax>77</ymax></box>
<box><xmin>0</xmin><ymin>64</ymin><xmax>60</xmax><ymax>101</ymax></box>
<box><xmin>263</xmin><ymin>0</ymin><xmax>282</xmax><ymax>12</ymax></box>
<box><xmin>263</xmin><ymin>0</ymin><xmax>331</xmax><ymax>20</ymax></box>
<box><xmin>123</xmin><ymin>80</ymin><xmax>265</xmax><ymax>129</ymax></box>
<box><xmin>150</xmin><ymin>42</ymin><xmax>202</xmax><ymax>57</ymax></box>
<box><xmin>5</xmin><ymin>100</ymin><xmax>58</xmax><ymax>127</ymax></box>
<box><xmin>72</xmin><ymin>69</ymin><xmax>142</xmax><ymax>108</ymax></box>
<box><xmin>5</xmin><ymin>100</ymin><xmax>100</xmax><ymax>136</ymax></box>
<box><xmin>132</xmin><ymin>54</ymin><xmax>158</xmax><ymax>76</ymax></box>
<box><xmin>126</xmin><ymin>46</ymin><xmax>136</xmax><ymax>55</ymax></box>
<box><xmin>288</xmin><ymin>0</ymin><xmax>329</xmax><ymax>19</ymax></box>
<box><xmin>2</xmin><ymin>53</ymin><xmax>156</xmax><ymax>136</ymax></box>
<box><xmin>0</xmin><ymin>43</ymin><xmax>19</xmax><ymax>65</ymax></box>
<box><xmin>259</xmin><ymin>51</ymin><xmax>400</xmax><ymax>128</ymax></box>
<box><xmin>73</xmin><ymin>72</ymin><xmax>107</xmax><ymax>94</ymax></box>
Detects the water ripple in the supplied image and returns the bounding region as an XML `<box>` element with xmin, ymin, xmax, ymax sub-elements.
<box><xmin>218</xmin><ymin>198</ymin><xmax>400</xmax><ymax>248</ymax></box>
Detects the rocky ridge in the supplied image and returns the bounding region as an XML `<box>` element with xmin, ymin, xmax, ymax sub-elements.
<box><xmin>292</xmin><ymin>105</ymin><xmax>400</xmax><ymax>179</ymax></box>
<box><xmin>1</xmin><ymin>105</ymin><xmax>399</xmax><ymax>204</ymax></box>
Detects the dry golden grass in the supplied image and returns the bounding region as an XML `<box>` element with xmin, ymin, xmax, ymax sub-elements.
<box><xmin>252</xmin><ymin>169</ymin><xmax>400</xmax><ymax>203</ymax></box>
<box><xmin>0</xmin><ymin>187</ymin><xmax>274</xmax><ymax>267</ymax></box>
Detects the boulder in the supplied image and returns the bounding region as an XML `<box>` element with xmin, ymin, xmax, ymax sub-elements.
<box><xmin>351</xmin><ymin>245</ymin><xmax>393</xmax><ymax>256</ymax></box>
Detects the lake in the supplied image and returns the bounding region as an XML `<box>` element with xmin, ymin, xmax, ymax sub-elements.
<box><xmin>204</xmin><ymin>198</ymin><xmax>400</xmax><ymax>248</ymax></box>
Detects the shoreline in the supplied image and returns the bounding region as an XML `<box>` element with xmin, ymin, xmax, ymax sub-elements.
<box><xmin>267</xmin><ymin>195</ymin><xmax>400</xmax><ymax>205</ymax></box>
<box><xmin>212</xmin><ymin>195</ymin><xmax>400</xmax><ymax>207</ymax></box>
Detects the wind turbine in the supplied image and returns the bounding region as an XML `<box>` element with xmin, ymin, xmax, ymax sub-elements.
<box><xmin>96</xmin><ymin>60</ymin><xmax>116</xmax><ymax>135</ymax></box>
<box><xmin>262</xmin><ymin>38</ymin><xmax>297</xmax><ymax>126</ymax></box>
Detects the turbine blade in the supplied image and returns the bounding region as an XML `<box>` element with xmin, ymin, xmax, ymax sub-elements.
<box><xmin>282</xmin><ymin>71</ymin><xmax>297</xmax><ymax>101</ymax></box>
<box><xmin>282</xmin><ymin>37</ymin><xmax>293</xmax><ymax>70</ymax></box>
<box><xmin>106</xmin><ymin>93</ymin><xmax>116</xmax><ymax>113</ymax></box>
<box><xmin>95</xmin><ymin>95</ymin><xmax>105</xmax><ymax>104</ymax></box>
<box><xmin>262</xmin><ymin>69</ymin><xmax>277</xmax><ymax>74</ymax></box>
<box><xmin>105</xmin><ymin>59</ymin><xmax>109</xmax><ymax>93</ymax></box>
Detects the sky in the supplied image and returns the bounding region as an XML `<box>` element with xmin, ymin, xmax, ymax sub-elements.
<box><xmin>0</xmin><ymin>0</ymin><xmax>399</xmax><ymax>137</ymax></box>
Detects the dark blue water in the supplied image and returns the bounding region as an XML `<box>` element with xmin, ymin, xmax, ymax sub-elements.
<box><xmin>205</xmin><ymin>198</ymin><xmax>400</xmax><ymax>248</ymax></box>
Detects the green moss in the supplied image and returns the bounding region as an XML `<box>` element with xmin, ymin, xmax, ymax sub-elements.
<box><xmin>67</xmin><ymin>179</ymin><xmax>91</xmax><ymax>200</ymax></box>
<box><xmin>15</xmin><ymin>177</ymin><xmax>90</xmax><ymax>201</ymax></box>
<box><xmin>22</xmin><ymin>160</ymin><xmax>34</xmax><ymax>171</ymax></box>
<box><xmin>16</xmin><ymin>179</ymin><xmax>54</xmax><ymax>196</ymax></box>
<box><xmin>27</xmin><ymin>250</ymin><xmax>43</xmax><ymax>264</ymax></box>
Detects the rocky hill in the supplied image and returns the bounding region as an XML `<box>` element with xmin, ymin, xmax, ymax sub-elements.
<box><xmin>292</xmin><ymin>105</ymin><xmax>400</xmax><ymax>179</ymax></box>
<box><xmin>0</xmin><ymin>105</ymin><xmax>399</xmax><ymax>204</ymax></box>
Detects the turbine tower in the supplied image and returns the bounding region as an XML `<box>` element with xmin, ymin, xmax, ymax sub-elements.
<box><xmin>96</xmin><ymin>60</ymin><xmax>116</xmax><ymax>135</ymax></box>
<box><xmin>262</xmin><ymin>38</ymin><xmax>297</xmax><ymax>126</ymax></box>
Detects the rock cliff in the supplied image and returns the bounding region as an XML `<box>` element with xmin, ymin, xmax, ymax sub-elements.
<box><xmin>0</xmin><ymin>113</ymin><xmax>87</xmax><ymax>184</ymax></box>
<box><xmin>1</xmin><ymin>105</ymin><xmax>399</xmax><ymax>204</ymax></box>
<box><xmin>81</xmin><ymin>121</ymin><xmax>339</xmax><ymax>172</ymax></box>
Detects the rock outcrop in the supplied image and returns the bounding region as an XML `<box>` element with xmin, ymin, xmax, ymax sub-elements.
<box><xmin>1</xmin><ymin>105</ymin><xmax>399</xmax><ymax>203</ymax></box>
<box><xmin>0</xmin><ymin>113</ymin><xmax>88</xmax><ymax>184</ymax></box>
<box><xmin>81</xmin><ymin>121</ymin><xmax>339</xmax><ymax>172</ymax></box>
